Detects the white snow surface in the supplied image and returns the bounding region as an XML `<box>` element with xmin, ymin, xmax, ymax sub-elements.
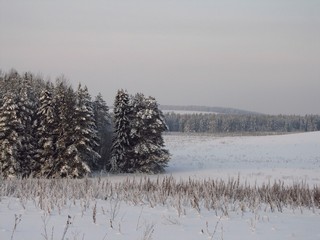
<box><xmin>164</xmin><ymin>131</ymin><xmax>320</xmax><ymax>186</ymax></box>
<box><xmin>1</xmin><ymin>131</ymin><xmax>320</xmax><ymax>240</ymax></box>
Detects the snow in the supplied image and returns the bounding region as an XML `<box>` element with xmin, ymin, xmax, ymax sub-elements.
<box><xmin>1</xmin><ymin>197</ymin><xmax>319</xmax><ymax>240</ymax></box>
<box><xmin>164</xmin><ymin>131</ymin><xmax>320</xmax><ymax>186</ymax></box>
<box><xmin>1</xmin><ymin>131</ymin><xmax>320</xmax><ymax>239</ymax></box>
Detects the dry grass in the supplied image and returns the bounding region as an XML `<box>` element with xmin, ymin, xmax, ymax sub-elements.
<box><xmin>0</xmin><ymin>175</ymin><xmax>319</xmax><ymax>216</ymax></box>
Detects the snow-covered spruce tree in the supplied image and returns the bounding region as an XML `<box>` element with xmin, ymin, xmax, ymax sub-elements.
<box><xmin>70</xmin><ymin>84</ymin><xmax>100</xmax><ymax>173</ymax></box>
<box><xmin>17</xmin><ymin>75</ymin><xmax>38</xmax><ymax>176</ymax></box>
<box><xmin>34</xmin><ymin>83</ymin><xmax>57</xmax><ymax>177</ymax></box>
<box><xmin>0</xmin><ymin>71</ymin><xmax>4</xmax><ymax>106</ymax></box>
<box><xmin>110</xmin><ymin>89</ymin><xmax>133</xmax><ymax>173</ymax></box>
<box><xmin>0</xmin><ymin>93</ymin><xmax>24</xmax><ymax>178</ymax></box>
<box><xmin>130</xmin><ymin>93</ymin><xmax>170</xmax><ymax>173</ymax></box>
<box><xmin>93</xmin><ymin>93</ymin><xmax>112</xmax><ymax>171</ymax></box>
<box><xmin>1</xmin><ymin>69</ymin><xmax>20</xmax><ymax>95</ymax></box>
<box><xmin>53</xmin><ymin>81</ymin><xmax>81</xmax><ymax>178</ymax></box>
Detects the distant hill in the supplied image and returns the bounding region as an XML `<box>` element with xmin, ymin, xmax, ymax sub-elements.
<box><xmin>159</xmin><ymin>105</ymin><xmax>262</xmax><ymax>115</ymax></box>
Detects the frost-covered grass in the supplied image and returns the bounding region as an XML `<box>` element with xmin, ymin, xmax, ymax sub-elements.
<box><xmin>1</xmin><ymin>176</ymin><xmax>319</xmax><ymax>213</ymax></box>
<box><xmin>1</xmin><ymin>176</ymin><xmax>319</xmax><ymax>240</ymax></box>
<box><xmin>1</xmin><ymin>131</ymin><xmax>320</xmax><ymax>239</ymax></box>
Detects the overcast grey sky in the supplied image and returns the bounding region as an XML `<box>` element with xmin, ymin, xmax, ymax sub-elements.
<box><xmin>1</xmin><ymin>0</ymin><xmax>319</xmax><ymax>114</ymax></box>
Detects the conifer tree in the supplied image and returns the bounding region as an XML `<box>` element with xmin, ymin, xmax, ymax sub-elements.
<box><xmin>53</xmin><ymin>81</ymin><xmax>79</xmax><ymax>177</ymax></box>
<box><xmin>110</xmin><ymin>89</ymin><xmax>132</xmax><ymax>172</ymax></box>
<box><xmin>34</xmin><ymin>83</ymin><xmax>57</xmax><ymax>177</ymax></box>
<box><xmin>17</xmin><ymin>75</ymin><xmax>38</xmax><ymax>176</ymax></box>
<box><xmin>93</xmin><ymin>93</ymin><xmax>112</xmax><ymax>170</ymax></box>
<box><xmin>70</xmin><ymin>84</ymin><xmax>100</xmax><ymax>175</ymax></box>
<box><xmin>0</xmin><ymin>71</ymin><xmax>4</xmax><ymax>106</ymax></box>
<box><xmin>130</xmin><ymin>94</ymin><xmax>170</xmax><ymax>173</ymax></box>
<box><xmin>0</xmin><ymin>93</ymin><xmax>23</xmax><ymax>178</ymax></box>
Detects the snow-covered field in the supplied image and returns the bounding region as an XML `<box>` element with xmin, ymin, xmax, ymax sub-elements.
<box><xmin>164</xmin><ymin>131</ymin><xmax>320</xmax><ymax>186</ymax></box>
<box><xmin>1</xmin><ymin>132</ymin><xmax>320</xmax><ymax>240</ymax></box>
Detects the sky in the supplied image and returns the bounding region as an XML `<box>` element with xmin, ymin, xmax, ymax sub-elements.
<box><xmin>0</xmin><ymin>0</ymin><xmax>319</xmax><ymax>115</ymax></box>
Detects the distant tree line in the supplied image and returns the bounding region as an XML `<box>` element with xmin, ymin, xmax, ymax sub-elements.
<box><xmin>0</xmin><ymin>70</ymin><xmax>169</xmax><ymax>178</ymax></box>
<box><xmin>160</xmin><ymin>105</ymin><xmax>259</xmax><ymax>115</ymax></box>
<box><xmin>164</xmin><ymin>112</ymin><xmax>320</xmax><ymax>133</ymax></box>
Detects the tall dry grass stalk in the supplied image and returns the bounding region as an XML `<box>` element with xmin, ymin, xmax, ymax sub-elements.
<box><xmin>1</xmin><ymin>176</ymin><xmax>319</xmax><ymax>215</ymax></box>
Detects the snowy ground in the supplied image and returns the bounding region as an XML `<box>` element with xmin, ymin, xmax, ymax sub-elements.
<box><xmin>164</xmin><ymin>131</ymin><xmax>320</xmax><ymax>186</ymax></box>
<box><xmin>1</xmin><ymin>131</ymin><xmax>320</xmax><ymax>240</ymax></box>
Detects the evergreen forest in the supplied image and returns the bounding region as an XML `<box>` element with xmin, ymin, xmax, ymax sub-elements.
<box><xmin>0</xmin><ymin>70</ymin><xmax>169</xmax><ymax>178</ymax></box>
<box><xmin>164</xmin><ymin>111</ymin><xmax>320</xmax><ymax>133</ymax></box>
